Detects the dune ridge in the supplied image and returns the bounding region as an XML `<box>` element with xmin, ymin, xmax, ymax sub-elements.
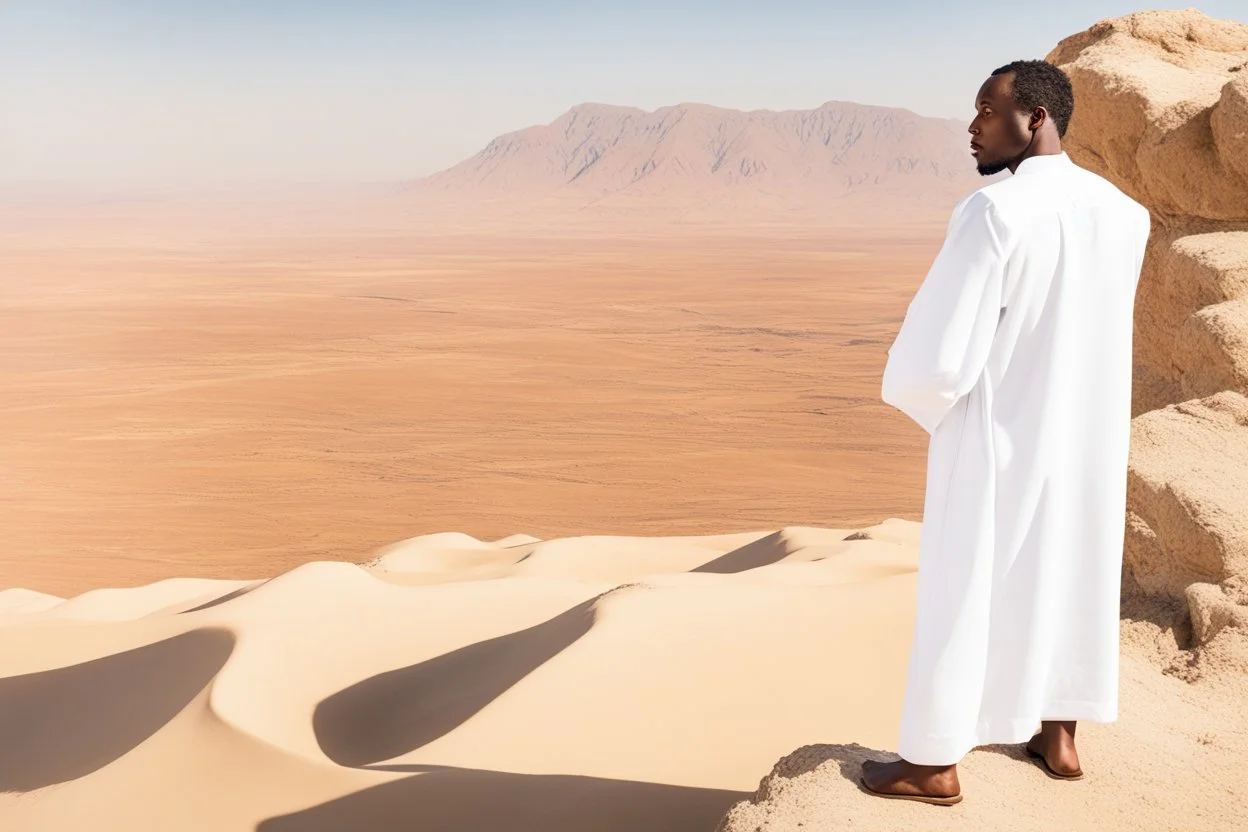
<box><xmin>1</xmin><ymin>521</ymin><xmax>919</xmax><ymax>831</ymax></box>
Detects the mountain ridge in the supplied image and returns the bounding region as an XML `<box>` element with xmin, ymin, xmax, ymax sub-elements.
<box><xmin>406</xmin><ymin>99</ymin><xmax>990</xmax><ymax>216</ymax></box>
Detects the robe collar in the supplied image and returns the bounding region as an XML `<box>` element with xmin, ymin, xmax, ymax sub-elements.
<box><xmin>1012</xmin><ymin>151</ymin><xmax>1074</xmax><ymax>176</ymax></box>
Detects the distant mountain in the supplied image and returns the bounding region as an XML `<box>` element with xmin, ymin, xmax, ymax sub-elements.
<box><xmin>406</xmin><ymin>101</ymin><xmax>991</xmax><ymax>220</ymax></box>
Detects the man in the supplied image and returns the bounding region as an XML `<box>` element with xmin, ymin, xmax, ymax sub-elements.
<box><xmin>860</xmin><ymin>59</ymin><xmax>1152</xmax><ymax>805</ymax></box>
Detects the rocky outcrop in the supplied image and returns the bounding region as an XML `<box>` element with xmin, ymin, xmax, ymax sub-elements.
<box><xmin>1046</xmin><ymin>11</ymin><xmax>1248</xmax><ymax>224</ymax></box>
<box><xmin>1124</xmin><ymin>392</ymin><xmax>1248</xmax><ymax>600</ymax></box>
<box><xmin>1133</xmin><ymin>230</ymin><xmax>1248</xmax><ymax>408</ymax></box>
<box><xmin>1044</xmin><ymin>9</ymin><xmax>1248</xmax><ymax>650</ymax></box>
<box><xmin>1046</xmin><ymin>11</ymin><xmax>1248</xmax><ymax>416</ymax></box>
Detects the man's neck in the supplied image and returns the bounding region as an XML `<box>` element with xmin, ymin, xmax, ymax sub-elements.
<box><xmin>1008</xmin><ymin>137</ymin><xmax>1064</xmax><ymax>175</ymax></box>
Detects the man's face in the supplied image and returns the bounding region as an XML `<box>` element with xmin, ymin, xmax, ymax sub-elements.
<box><xmin>968</xmin><ymin>73</ymin><xmax>1034</xmax><ymax>176</ymax></box>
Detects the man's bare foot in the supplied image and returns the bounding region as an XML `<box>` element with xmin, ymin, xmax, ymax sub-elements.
<box><xmin>1024</xmin><ymin>720</ymin><xmax>1083</xmax><ymax>778</ymax></box>
<box><xmin>860</xmin><ymin>758</ymin><xmax>962</xmax><ymax>805</ymax></box>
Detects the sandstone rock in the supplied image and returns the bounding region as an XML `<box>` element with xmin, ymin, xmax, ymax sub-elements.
<box><xmin>1210</xmin><ymin>75</ymin><xmax>1248</xmax><ymax>183</ymax></box>
<box><xmin>1125</xmin><ymin>391</ymin><xmax>1248</xmax><ymax>597</ymax></box>
<box><xmin>1186</xmin><ymin>582</ymin><xmax>1248</xmax><ymax>644</ymax></box>
<box><xmin>1130</xmin><ymin>231</ymin><xmax>1248</xmax><ymax>414</ymax></box>
<box><xmin>1047</xmin><ymin>10</ymin><xmax>1248</xmax><ymax>222</ymax></box>
<box><xmin>1174</xmin><ymin>298</ymin><xmax>1248</xmax><ymax>399</ymax></box>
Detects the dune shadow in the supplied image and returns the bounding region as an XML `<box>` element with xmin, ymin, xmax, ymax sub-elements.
<box><xmin>257</xmin><ymin>764</ymin><xmax>749</xmax><ymax>832</ymax></box>
<box><xmin>0</xmin><ymin>628</ymin><xmax>234</xmax><ymax>792</ymax></box>
<box><xmin>179</xmin><ymin>582</ymin><xmax>265</xmax><ymax>614</ymax></box>
<box><xmin>692</xmin><ymin>530</ymin><xmax>793</xmax><ymax>574</ymax></box>
<box><xmin>313</xmin><ymin>598</ymin><xmax>597</xmax><ymax>767</ymax></box>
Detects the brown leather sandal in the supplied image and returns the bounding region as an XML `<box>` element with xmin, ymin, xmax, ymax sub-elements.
<box><xmin>858</xmin><ymin>762</ymin><xmax>964</xmax><ymax>806</ymax></box>
<box><xmin>859</xmin><ymin>776</ymin><xmax>964</xmax><ymax>805</ymax></box>
<box><xmin>1023</xmin><ymin>744</ymin><xmax>1085</xmax><ymax>780</ymax></box>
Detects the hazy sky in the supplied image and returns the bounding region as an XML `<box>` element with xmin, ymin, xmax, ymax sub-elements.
<box><xmin>2</xmin><ymin>2</ymin><xmax>1244</xmax><ymax>184</ymax></box>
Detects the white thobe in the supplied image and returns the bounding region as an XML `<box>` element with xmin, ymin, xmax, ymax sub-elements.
<box><xmin>881</xmin><ymin>151</ymin><xmax>1152</xmax><ymax>765</ymax></box>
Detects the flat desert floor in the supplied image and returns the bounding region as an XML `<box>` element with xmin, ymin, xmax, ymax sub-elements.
<box><xmin>0</xmin><ymin>221</ymin><xmax>942</xmax><ymax>596</ymax></box>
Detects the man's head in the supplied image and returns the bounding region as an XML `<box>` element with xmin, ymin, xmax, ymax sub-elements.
<box><xmin>969</xmin><ymin>60</ymin><xmax>1074</xmax><ymax>176</ymax></box>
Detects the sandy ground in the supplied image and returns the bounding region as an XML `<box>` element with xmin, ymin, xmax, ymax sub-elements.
<box><xmin>1</xmin><ymin>521</ymin><xmax>1244</xmax><ymax>831</ymax></box>
<box><xmin>0</xmin><ymin>215</ymin><xmax>944</xmax><ymax>596</ymax></box>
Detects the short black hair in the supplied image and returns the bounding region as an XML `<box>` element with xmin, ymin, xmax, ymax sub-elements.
<box><xmin>990</xmin><ymin>60</ymin><xmax>1074</xmax><ymax>137</ymax></box>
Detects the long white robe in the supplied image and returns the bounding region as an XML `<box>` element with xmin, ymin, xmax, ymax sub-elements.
<box><xmin>881</xmin><ymin>151</ymin><xmax>1152</xmax><ymax>765</ymax></box>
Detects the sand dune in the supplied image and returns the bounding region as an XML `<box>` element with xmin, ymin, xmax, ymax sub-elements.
<box><xmin>2</xmin><ymin>522</ymin><xmax>1245</xmax><ymax>831</ymax></box>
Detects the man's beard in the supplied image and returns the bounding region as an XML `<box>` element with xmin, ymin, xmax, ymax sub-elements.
<box><xmin>976</xmin><ymin>157</ymin><xmax>1012</xmax><ymax>176</ymax></box>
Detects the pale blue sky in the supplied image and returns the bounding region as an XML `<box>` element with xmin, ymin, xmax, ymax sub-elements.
<box><xmin>1</xmin><ymin>2</ymin><xmax>1243</xmax><ymax>183</ymax></box>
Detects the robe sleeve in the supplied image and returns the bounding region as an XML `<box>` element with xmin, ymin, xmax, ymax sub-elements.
<box><xmin>881</xmin><ymin>191</ymin><xmax>1008</xmax><ymax>435</ymax></box>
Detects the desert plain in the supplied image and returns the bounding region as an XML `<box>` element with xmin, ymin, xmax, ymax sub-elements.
<box><xmin>0</xmin><ymin>205</ymin><xmax>941</xmax><ymax>596</ymax></box>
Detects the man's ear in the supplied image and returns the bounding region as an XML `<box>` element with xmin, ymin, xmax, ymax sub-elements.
<box><xmin>1030</xmin><ymin>107</ymin><xmax>1048</xmax><ymax>130</ymax></box>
